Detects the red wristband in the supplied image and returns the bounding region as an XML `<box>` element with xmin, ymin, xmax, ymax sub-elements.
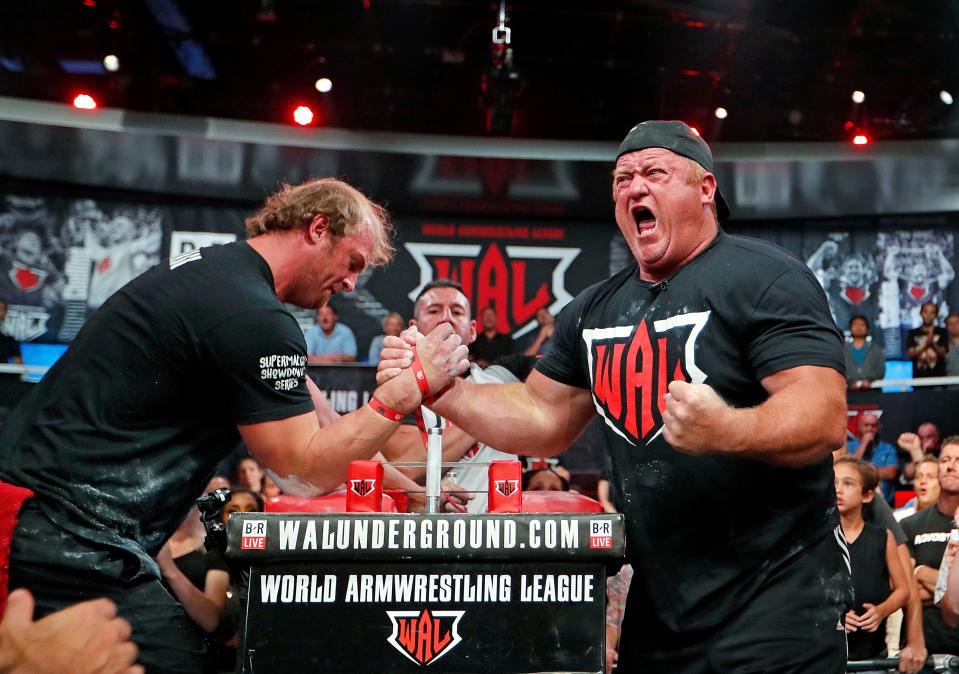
<box><xmin>410</xmin><ymin>346</ymin><xmax>432</xmax><ymax>400</ymax></box>
<box><xmin>423</xmin><ymin>381</ymin><xmax>453</xmax><ymax>405</ymax></box>
<box><xmin>368</xmin><ymin>397</ymin><xmax>404</xmax><ymax>422</ymax></box>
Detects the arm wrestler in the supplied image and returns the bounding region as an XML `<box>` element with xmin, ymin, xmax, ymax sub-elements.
<box><xmin>382</xmin><ymin>121</ymin><xmax>850</xmax><ymax>674</ymax></box>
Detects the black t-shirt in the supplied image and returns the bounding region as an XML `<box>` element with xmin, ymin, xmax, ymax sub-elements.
<box><xmin>469</xmin><ymin>332</ymin><xmax>513</xmax><ymax>364</ymax></box>
<box><xmin>535</xmin><ymin>230</ymin><xmax>845</xmax><ymax>632</ymax></box>
<box><xmin>901</xmin><ymin>505</ymin><xmax>959</xmax><ymax>654</ymax></box>
<box><xmin>172</xmin><ymin>546</ymin><xmax>229</xmax><ymax>591</ymax></box>
<box><xmin>907</xmin><ymin>326</ymin><xmax>949</xmax><ymax>377</ymax></box>
<box><xmin>0</xmin><ymin>332</ymin><xmax>19</xmax><ymax>363</ymax></box>
<box><xmin>848</xmin><ymin>522</ymin><xmax>891</xmax><ymax>660</ymax></box>
<box><xmin>0</xmin><ymin>242</ymin><xmax>314</xmax><ymax>577</ymax></box>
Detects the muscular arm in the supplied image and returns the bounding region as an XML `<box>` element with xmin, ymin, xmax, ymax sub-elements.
<box><xmin>430</xmin><ymin>370</ymin><xmax>596</xmax><ymax>457</ymax></box>
<box><xmin>664</xmin><ymin>365</ymin><xmax>846</xmax><ymax>467</ymax></box>
<box><xmin>899</xmin><ymin>543</ymin><xmax>928</xmax><ymax>674</ymax></box>
<box><xmin>878</xmin><ymin>530</ymin><xmax>911</xmax><ymax>620</ymax></box>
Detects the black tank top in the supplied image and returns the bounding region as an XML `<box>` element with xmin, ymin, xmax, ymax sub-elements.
<box><xmin>847</xmin><ymin>522</ymin><xmax>890</xmax><ymax>660</ymax></box>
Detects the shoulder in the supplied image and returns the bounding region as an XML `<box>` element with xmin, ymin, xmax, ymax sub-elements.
<box><xmin>714</xmin><ymin>233</ymin><xmax>821</xmax><ymax>288</ymax></box>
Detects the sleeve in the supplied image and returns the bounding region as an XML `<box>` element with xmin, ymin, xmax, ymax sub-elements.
<box><xmin>874</xmin><ymin>443</ymin><xmax>899</xmax><ymax>469</ymax></box>
<box><xmin>534</xmin><ymin>293</ymin><xmax>591</xmax><ymax>389</ymax></box>
<box><xmin>204</xmin><ymin>307</ymin><xmax>316</xmax><ymax>425</ymax></box>
<box><xmin>747</xmin><ymin>267</ymin><xmax>846</xmax><ymax>380</ymax></box>
<box><xmin>339</xmin><ymin>325</ymin><xmax>357</xmax><ymax>357</ymax></box>
<box><xmin>868</xmin><ymin>491</ymin><xmax>908</xmax><ymax>545</ymax></box>
<box><xmin>900</xmin><ymin>514</ymin><xmax>917</xmax><ymax>556</ymax></box>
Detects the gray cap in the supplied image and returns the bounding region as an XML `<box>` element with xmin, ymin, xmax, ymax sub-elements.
<box><xmin>617</xmin><ymin>120</ymin><xmax>730</xmax><ymax>220</ymax></box>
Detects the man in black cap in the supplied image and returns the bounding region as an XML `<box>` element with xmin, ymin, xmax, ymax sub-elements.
<box><xmin>381</xmin><ymin>120</ymin><xmax>855</xmax><ymax>672</ymax></box>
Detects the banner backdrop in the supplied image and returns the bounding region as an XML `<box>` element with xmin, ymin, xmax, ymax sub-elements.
<box><xmin>2</xmin><ymin>190</ymin><xmax>958</xmax><ymax>362</ymax></box>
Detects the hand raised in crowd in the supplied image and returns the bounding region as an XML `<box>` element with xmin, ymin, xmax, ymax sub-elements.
<box><xmin>0</xmin><ymin>589</ymin><xmax>142</xmax><ymax>674</ymax></box>
<box><xmin>661</xmin><ymin>380</ymin><xmax>735</xmax><ymax>455</ymax></box>
<box><xmin>898</xmin><ymin>432</ymin><xmax>924</xmax><ymax>462</ymax></box>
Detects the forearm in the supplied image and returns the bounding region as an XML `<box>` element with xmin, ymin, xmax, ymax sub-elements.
<box><xmin>431</xmin><ymin>374</ymin><xmax>593</xmax><ymax>457</ymax></box>
<box><xmin>728</xmin><ymin>373</ymin><xmax>846</xmax><ymax>467</ymax></box>
<box><xmin>902</xmin><ymin>548</ymin><xmax>926</xmax><ymax>648</ymax></box>
<box><xmin>916</xmin><ymin>566</ymin><xmax>939</xmax><ymax>594</ymax></box>
<box><xmin>879</xmin><ymin>587</ymin><xmax>911</xmax><ymax>621</ymax></box>
<box><xmin>161</xmin><ymin>568</ymin><xmax>224</xmax><ymax>633</ymax></box>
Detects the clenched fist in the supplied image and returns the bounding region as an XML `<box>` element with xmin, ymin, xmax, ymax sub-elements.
<box><xmin>661</xmin><ymin>380</ymin><xmax>736</xmax><ymax>455</ymax></box>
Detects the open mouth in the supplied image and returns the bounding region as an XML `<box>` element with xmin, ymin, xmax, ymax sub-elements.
<box><xmin>631</xmin><ymin>205</ymin><xmax>657</xmax><ymax>234</ymax></box>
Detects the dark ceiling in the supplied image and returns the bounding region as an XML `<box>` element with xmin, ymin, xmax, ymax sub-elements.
<box><xmin>1</xmin><ymin>0</ymin><xmax>958</xmax><ymax>144</ymax></box>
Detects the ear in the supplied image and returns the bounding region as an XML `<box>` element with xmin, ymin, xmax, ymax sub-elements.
<box><xmin>409</xmin><ymin>319</ymin><xmax>418</xmax><ymax>329</ymax></box>
<box><xmin>306</xmin><ymin>213</ymin><xmax>330</xmax><ymax>244</ymax></box>
<box><xmin>468</xmin><ymin>319</ymin><xmax>478</xmax><ymax>343</ymax></box>
<box><xmin>700</xmin><ymin>173</ymin><xmax>717</xmax><ymax>207</ymax></box>
<box><xmin>862</xmin><ymin>490</ymin><xmax>875</xmax><ymax>504</ymax></box>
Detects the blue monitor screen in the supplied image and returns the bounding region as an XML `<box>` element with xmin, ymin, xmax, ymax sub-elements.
<box><xmin>18</xmin><ymin>343</ymin><xmax>69</xmax><ymax>383</ymax></box>
<box><xmin>882</xmin><ymin>359</ymin><xmax>912</xmax><ymax>393</ymax></box>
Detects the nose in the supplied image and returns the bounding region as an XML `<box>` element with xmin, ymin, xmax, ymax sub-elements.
<box><xmin>342</xmin><ymin>274</ymin><xmax>357</xmax><ymax>293</ymax></box>
<box><xmin>627</xmin><ymin>174</ymin><xmax>649</xmax><ymax>198</ymax></box>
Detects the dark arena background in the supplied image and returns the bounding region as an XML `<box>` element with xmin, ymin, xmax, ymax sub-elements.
<box><xmin>2</xmin><ymin>2</ymin><xmax>959</xmax><ymax>673</ymax></box>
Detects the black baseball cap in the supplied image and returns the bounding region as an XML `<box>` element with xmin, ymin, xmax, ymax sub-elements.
<box><xmin>616</xmin><ymin>120</ymin><xmax>730</xmax><ymax>220</ymax></box>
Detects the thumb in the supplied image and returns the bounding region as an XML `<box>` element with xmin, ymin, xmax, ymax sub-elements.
<box><xmin>3</xmin><ymin>589</ymin><xmax>35</xmax><ymax>629</ymax></box>
<box><xmin>667</xmin><ymin>379</ymin><xmax>692</xmax><ymax>399</ymax></box>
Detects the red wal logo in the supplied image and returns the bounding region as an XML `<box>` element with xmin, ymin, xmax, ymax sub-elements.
<box><xmin>386</xmin><ymin>609</ymin><xmax>464</xmax><ymax>666</ymax></box>
<box><xmin>584</xmin><ymin>311</ymin><xmax>710</xmax><ymax>445</ymax></box>
<box><xmin>350</xmin><ymin>479</ymin><xmax>376</xmax><ymax>497</ymax></box>
<box><xmin>494</xmin><ymin>479</ymin><xmax>519</xmax><ymax>497</ymax></box>
<box><xmin>405</xmin><ymin>242</ymin><xmax>580</xmax><ymax>341</ymax></box>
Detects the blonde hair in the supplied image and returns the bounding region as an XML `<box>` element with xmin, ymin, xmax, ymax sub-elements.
<box><xmin>609</xmin><ymin>156</ymin><xmax>718</xmax><ymax>220</ymax></box>
<box><xmin>245</xmin><ymin>178</ymin><xmax>395</xmax><ymax>266</ymax></box>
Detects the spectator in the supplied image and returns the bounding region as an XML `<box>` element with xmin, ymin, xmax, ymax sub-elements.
<box><xmin>522</xmin><ymin>467</ymin><xmax>569</xmax><ymax>492</ymax></box>
<box><xmin>367</xmin><ymin>312</ymin><xmax>404</xmax><ymax>365</ymax></box>
<box><xmin>155</xmin><ymin>499</ymin><xmax>229</xmax><ymax>672</ymax></box>
<box><xmin>522</xmin><ymin>308</ymin><xmax>555</xmax><ymax>357</ymax></box>
<box><xmin>848</xmin><ymin>412</ymin><xmax>899</xmax><ymax>504</ymax></box>
<box><xmin>0</xmin><ymin>301</ymin><xmax>21</xmax><ymax>365</ymax></box>
<box><xmin>596</xmin><ymin>469</ymin><xmax>619</xmax><ymax>514</ymax></box>
<box><xmin>899</xmin><ymin>437</ymin><xmax>959</xmax><ymax>656</ymax></box>
<box><xmin>468</xmin><ymin>306</ymin><xmax>512</xmax><ymax>367</ymax></box>
<box><xmin>946</xmin><ymin>312</ymin><xmax>959</xmax><ymax>377</ymax></box>
<box><xmin>261</xmin><ymin>474</ymin><xmax>282</xmax><ymax>499</ymax></box>
<box><xmin>895</xmin><ymin>456</ymin><xmax>940</xmax><ymax>521</ymax></box>
<box><xmin>305</xmin><ymin>305</ymin><xmax>357</xmax><ymax>363</ymax></box>
<box><xmin>906</xmin><ymin>301</ymin><xmax>949</xmax><ymax>378</ymax></box>
<box><xmin>844</xmin><ymin>314</ymin><xmax>885</xmax><ymax>390</ymax></box>
<box><xmin>835</xmin><ymin>457</ymin><xmax>909</xmax><ymax>661</ymax></box>
<box><xmin>233</xmin><ymin>456</ymin><xmax>264</xmax><ymax>494</ymax></box>
<box><xmin>605</xmin><ymin>563</ymin><xmax>633</xmax><ymax>674</ymax></box>
<box><xmin>898</xmin><ymin>422</ymin><xmax>943</xmax><ymax>486</ymax></box>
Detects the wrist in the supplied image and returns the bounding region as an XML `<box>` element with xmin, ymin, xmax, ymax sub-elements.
<box><xmin>375</xmin><ymin>372</ymin><xmax>422</xmax><ymax>414</ymax></box>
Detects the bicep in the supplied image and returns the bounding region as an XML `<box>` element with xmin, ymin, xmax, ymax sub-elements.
<box><xmin>525</xmin><ymin>370</ymin><xmax>596</xmax><ymax>446</ymax></box>
<box><xmin>238</xmin><ymin>411</ymin><xmax>318</xmax><ymax>472</ymax></box>
<box><xmin>760</xmin><ymin>364</ymin><xmax>846</xmax><ymax>398</ymax></box>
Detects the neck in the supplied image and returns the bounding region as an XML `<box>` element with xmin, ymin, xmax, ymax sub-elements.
<box><xmin>323</xmin><ymin>326</ymin><xmax>334</xmax><ymax>336</ymax></box>
<box><xmin>483</xmin><ymin>328</ymin><xmax>497</xmax><ymax>337</ymax></box>
<box><xmin>840</xmin><ymin>510</ymin><xmax>864</xmax><ymax>537</ymax></box>
<box><xmin>852</xmin><ymin>336</ymin><xmax>866</xmax><ymax>347</ymax></box>
<box><xmin>247</xmin><ymin>232</ymin><xmax>302</xmax><ymax>302</ymax></box>
<box><xmin>638</xmin><ymin>223</ymin><xmax>719</xmax><ymax>283</ymax></box>
<box><xmin>938</xmin><ymin>491</ymin><xmax>959</xmax><ymax>518</ymax></box>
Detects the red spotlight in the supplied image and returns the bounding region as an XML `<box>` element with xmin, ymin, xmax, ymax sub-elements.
<box><xmin>72</xmin><ymin>93</ymin><xmax>97</xmax><ymax>110</ymax></box>
<box><xmin>852</xmin><ymin>134</ymin><xmax>869</xmax><ymax>146</ymax></box>
<box><xmin>292</xmin><ymin>105</ymin><xmax>314</xmax><ymax>126</ymax></box>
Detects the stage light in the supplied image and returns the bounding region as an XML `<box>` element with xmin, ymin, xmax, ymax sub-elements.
<box><xmin>292</xmin><ymin>105</ymin><xmax>314</xmax><ymax>126</ymax></box>
<box><xmin>103</xmin><ymin>54</ymin><xmax>120</xmax><ymax>72</ymax></box>
<box><xmin>714</xmin><ymin>107</ymin><xmax>728</xmax><ymax>119</ymax></box>
<box><xmin>852</xmin><ymin>133</ymin><xmax>869</xmax><ymax>146</ymax></box>
<box><xmin>315</xmin><ymin>78</ymin><xmax>333</xmax><ymax>93</ymax></box>
<box><xmin>72</xmin><ymin>93</ymin><xmax>97</xmax><ymax>110</ymax></box>
<box><xmin>851</xmin><ymin>90</ymin><xmax>865</xmax><ymax>104</ymax></box>
<box><xmin>941</xmin><ymin>90</ymin><xmax>954</xmax><ymax>105</ymax></box>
